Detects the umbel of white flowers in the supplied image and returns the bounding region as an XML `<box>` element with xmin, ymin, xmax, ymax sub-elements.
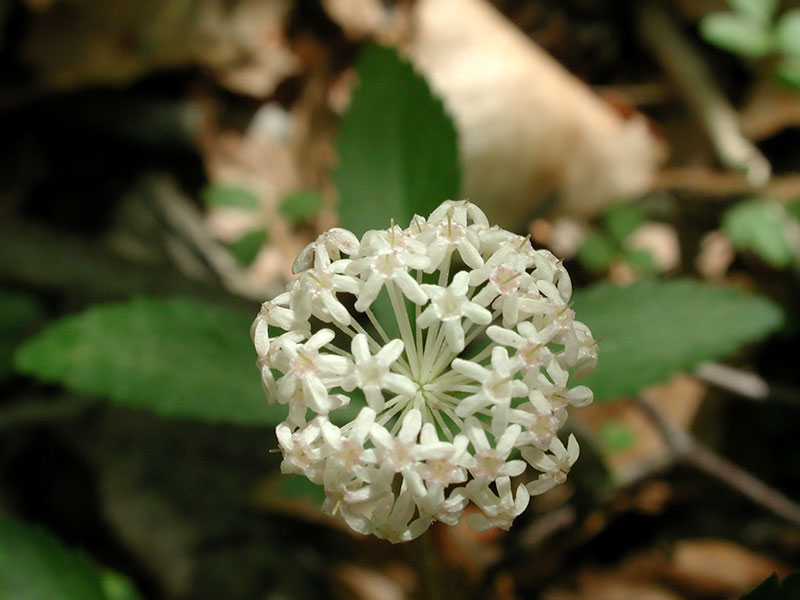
<box><xmin>252</xmin><ymin>200</ymin><xmax>597</xmax><ymax>543</ymax></box>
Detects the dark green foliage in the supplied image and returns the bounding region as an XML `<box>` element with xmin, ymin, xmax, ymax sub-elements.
<box><xmin>572</xmin><ymin>279</ymin><xmax>784</xmax><ymax>400</ymax></box>
<box><xmin>334</xmin><ymin>44</ymin><xmax>461</xmax><ymax>236</ymax></box>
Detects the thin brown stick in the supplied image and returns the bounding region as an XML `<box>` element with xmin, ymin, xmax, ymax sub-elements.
<box><xmin>636</xmin><ymin>396</ymin><xmax>800</xmax><ymax>528</ymax></box>
<box><xmin>637</xmin><ymin>2</ymin><xmax>771</xmax><ymax>186</ymax></box>
<box><xmin>654</xmin><ymin>168</ymin><xmax>800</xmax><ymax>200</ymax></box>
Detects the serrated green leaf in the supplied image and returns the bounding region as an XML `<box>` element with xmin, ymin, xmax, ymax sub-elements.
<box><xmin>14</xmin><ymin>298</ymin><xmax>283</xmax><ymax>425</ymax></box>
<box><xmin>0</xmin><ymin>290</ymin><xmax>45</xmax><ymax>380</ymax></box>
<box><xmin>577</xmin><ymin>232</ymin><xmax>617</xmax><ymax>272</ymax></box>
<box><xmin>700</xmin><ymin>12</ymin><xmax>774</xmax><ymax>57</ymax></box>
<box><xmin>741</xmin><ymin>571</ymin><xmax>800</xmax><ymax>599</ymax></box>
<box><xmin>0</xmin><ymin>519</ymin><xmax>107</xmax><ymax>600</ymax></box>
<box><xmin>729</xmin><ymin>0</ymin><xmax>779</xmax><ymax>25</ymax></box>
<box><xmin>279</xmin><ymin>190</ymin><xmax>323</xmax><ymax>225</ymax></box>
<box><xmin>334</xmin><ymin>44</ymin><xmax>460</xmax><ymax>236</ymax></box>
<box><xmin>776</xmin><ymin>9</ymin><xmax>800</xmax><ymax>56</ymax></box>
<box><xmin>202</xmin><ymin>183</ymin><xmax>260</xmax><ymax>211</ymax></box>
<box><xmin>229</xmin><ymin>229</ymin><xmax>268</xmax><ymax>267</ymax></box>
<box><xmin>723</xmin><ymin>199</ymin><xmax>796</xmax><ymax>268</ymax></box>
<box><xmin>572</xmin><ymin>279</ymin><xmax>784</xmax><ymax>401</ymax></box>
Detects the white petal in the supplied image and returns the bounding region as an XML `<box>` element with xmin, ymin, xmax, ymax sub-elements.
<box><xmin>451</xmin><ymin>358</ymin><xmax>488</xmax><ymax>382</ymax></box>
<box><xmin>351</xmin><ymin>333</ymin><xmax>370</xmax><ymax>363</ymax></box>
<box><xmin>376</xmin><ymin>339</ymin><xmax>404</xmax><ymax>366</ymax></box>
<box><xmin>364</xmin><ymin>387</ymin><xmax>385</xmax><ymax>412</ymax></box>
<box><xmin>369</xmin><ymin>424</ymin><xmax>394</xmax><ymax>452</ymax></box>
<box><xmin>455</xmin><ymin>393</ymin><xmax>491</xmax><ymax>418</ymax></box>
<box><xmin>320</xmin><ymin>421</ymin><xmax>341</xmax><ymax>447</ymax></box>
<box><xmin>307</xmin><ymin>328</ymin><xmax>335</xmax><ymax>350</ymax></box>
<box><xmin>384</xmin><ymin>373</ymin><xmax>417</xmax><ymax>397</ymax></box>
<box><xmin>253</xmin><ymin>319</ymin><xmax>270</xmax><ymax>357</ymax></box>
<box><xmin>354</xmin><ymin>273</ymin><xmax>384</xmax><ymax>312</ymax></box>
<box><xmin>450</xmin><ymin>271</ymin><xmax>470</xmax><ymax>295</ymax></box>
<box><xmin>395</xmin><ymin>271</ymin><xmax>428</xmax><ymax>305</ymax></box>
<box><xmin>456</xmin><ymin>240</ymin><xmax>484</xmax><ymax>269</ymax></box>
<box><xmin>487</xmin><ymin>325</ymin><xmax>523</xmax><ymax>347</ymax></box>
<box><xmin>495</xmin><ymin>424</ymin><xmax>521</xmax><ymax>456</ymax></box>
<box><xmin>398</xmin><ymin>409</ymin><xmax>422</xmax><ymax>443</ymax></box>
<box><xmin>462</xmin><ymin>417</ymin><xmax>491</xmax><ymax>453</ymax></box>
<box><xmin>321</xmin><ymin>292</ymin><xmax>351</xmax><ymax>325</ymax></box>
<box><xmin>463</xmin><ymin>302</ymin><xmax>492</xmax><ymax>325</ymax></box>
<box><xmin>499</xmin><ymin>460</ymin><xmax>526</xmax><ymax>477</ymax></box>
<box><xmin>444</xmin><ymin>320</ymin><xmax>465</xmax><ymax>353</ymax></box>
<box><xmin>416</xmin><ymin>306</ymin><xmax>437</xmax><ymax>329</ymax></box>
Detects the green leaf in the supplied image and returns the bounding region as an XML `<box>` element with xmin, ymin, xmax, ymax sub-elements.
<box><xmin>775</xmin><ymin>9</ymin><xmax>800</xmax><ymax>56</ymax></box>
<box><xmin>99</xmin><ymin>571</ymin><xmax>144</xmax><ymax>600</ymax></box>
<box><xmin>700</xmin><ymin>12</ymin><xmax>774</xmax><ymax>57</ymax></box>
<box><xmin>201</xmin><ymin>183</ymin><xmax>260</xmax><ymax>211</ymax></box>
<box><xmin>577</xmin><ymin>232</ymin><xmax>617</xmax><ymax>272</ymax></box>
<box><xmin>572</xmin><ymin>279</ymin><xmax>784</xmax><ymax>401</ymax></box>
<box><xmin>729</xmin><ymin>0</ymin><xmax>779</xmax><ymax>25</ymax></box>
<box><xmin>723</xmin><ymin>199</ymin><xmax>796</xmax><ymax>268</ymax></box>
<box><xmin>334</xmin><ymin>44</ymin><xmax>460</xmax><ymax>236</ymax></box>
<box><xmin>0</xmin><ymin>519</ymin><xmax>107</xmax><ymax>600</ymax></box>
<box><xmin>279</xmin><ymin>190</ymin><xmax>323</xmax><ymax>225</ymax></box>
<box><xmin>604</xmin><ymin>204</ymin><xmax>645</xmax><ymax>243</ymax></box>
<box><xmin>14</xmin><ymin>298</ymin><xmax>284</xmax><ymax>425</ymax></box>
<box><xmin>599</xmin><ymin>421</ymin><xmax>636</xmax><ymax>455</ymax></box>
<box><xmin>624</xmin><ymin>248</ymin><xmax>657</xmax><ymax>274</ymax></box>
<box><xmin>0</xmin><ymin>290</ymin><xmax>45</xmax><ymax>380</ymax></box>
<box><xmin>776</xmin><ymin>56</ymin><xmax>800</xmax><ymax>88</ymax></box>
<box><xmin>229</xmin><ymin>229</ymin><xmax>268</xmax><ymax>267</ymax></box>
<box><xmin>741</xmin><ymin>571</ymin><xmax>800</xmax><ymax>599</ymax></box>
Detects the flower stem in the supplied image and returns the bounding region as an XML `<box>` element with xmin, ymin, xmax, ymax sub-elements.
<box><xmin>414</xmin><ymin>531</ymin><xmax>443</xmax><ymax>600</ymax></box>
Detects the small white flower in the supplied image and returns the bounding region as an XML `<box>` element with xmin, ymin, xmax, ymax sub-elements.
<box><xmin>254</xmin><ymin>200</ymin><xmax>597</xmax><ymax>542</ymax></box>
<box><xmin>342</xmin><ymin>335</ymin><xmax>417</xmax><ymax>411</ymax></box>
<box><xmin>418</xmin><ymin>271</ymin><xmax>492</xmax><ymax>353</ymax></box>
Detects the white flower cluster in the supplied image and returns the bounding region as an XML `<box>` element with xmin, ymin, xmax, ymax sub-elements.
<box><xmin>252</xmin><ymin>200</ymin><xmax>597</xmax><ymax>543</ymax></box>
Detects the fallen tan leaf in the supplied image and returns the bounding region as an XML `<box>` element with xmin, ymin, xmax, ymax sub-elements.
<box><xmin>575</xmin><ymin>375</ymin><xmax>706</xmax><ymax>484</ymax></box>
<box><xmin>404</xmin><ymin>0</ymin><xmax>665</xmax><ymax>225</ymax></box>
<box><xmin>334</xmin><ymin>564</ymin><xmax>407</xmax><ymax>600</ymax></box>
<box><xmin>661</xmin><ymin>539</ymin><xmax>786</xmax><ymax>596</ymax></box>
<box><xmin>543</xmin><ymin>569</ymin><xmax>685</xmax><ymax>600</ymax></box>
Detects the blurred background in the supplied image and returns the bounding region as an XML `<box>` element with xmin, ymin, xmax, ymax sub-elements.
<box><xmin>0</xmin><ymin>0</ymin><xmax>799</xmax><ymax>598</ymax></box>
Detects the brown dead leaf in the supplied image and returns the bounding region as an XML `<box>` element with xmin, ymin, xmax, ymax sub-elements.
<box><xmin>334</xmin><ymin>564</ymin><xmax>408</xmax><ymax>600</ymax></box>
<box><xmin>628</xmin><ymin>222</ymin><xmax>681</xmax><ymax>273</ymax></box>
<box><xmin>696</xmin><ymin>230</ymin><xmax>735</xmax><ymax>281</ymax></box>
<box><xmin>201</xmin><ymin>103</ymin><xmax>306</xmax><ymax>286</ymax></box>
<box><xmin>741</xmin><ymin>81</ymin><xmax>800</xmax><ymax>142</ymax></box>
<box><xmin>575</xmin><ymin>375</ymin><xmax>706</xmax><ymax>484</ymax></box>
<box><xmin>661</xmin><ymin>539</ymin><xmax>786</xmax><ymax>596</ymax></box>
<box><xmin>23</xmin><ymin>0</ymin><xmax>297</xmax><ymax>95</ymax></box>
<box><xmin>543</xmin><ymin>569</ymin><xmax>685</xmax><ymax>600</ymax></box>
<box><xmin>437</xmin><ymin>505</ymin><xmax>503</xmax><ymax>579</ymax></box>
<box><xmin>403</xmin><ymin>0</ymin><xmax>665</xmax><ymax>225</ymax></box>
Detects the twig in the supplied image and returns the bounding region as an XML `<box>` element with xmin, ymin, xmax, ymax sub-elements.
<box><xmin>695</xmin><ymin>362</ymin><xmax>800</xmax><ymax>406</ymax></box>
<box><xmin>636</xmin><ymin>396</ymin><xmax>800</xmax><ymax>528</ymax></box>
<box><xmin>138</xmin><ymin>175</ymin><xmax>270</xmax><ymax>303</ymax></box>
<box><xmin>637</xmin><ymin>2</ymin><xmax>771</xmax><ymax>186</ymax></box>
<box><xmin>654</xmin><ymin>168</ymin><xmax>800</xmax><ymax>200</ymax></box>
<box><xmin>695</xmin><ymin>362</ymin><xmax>769</xmax><ymax>401</ymax></box>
